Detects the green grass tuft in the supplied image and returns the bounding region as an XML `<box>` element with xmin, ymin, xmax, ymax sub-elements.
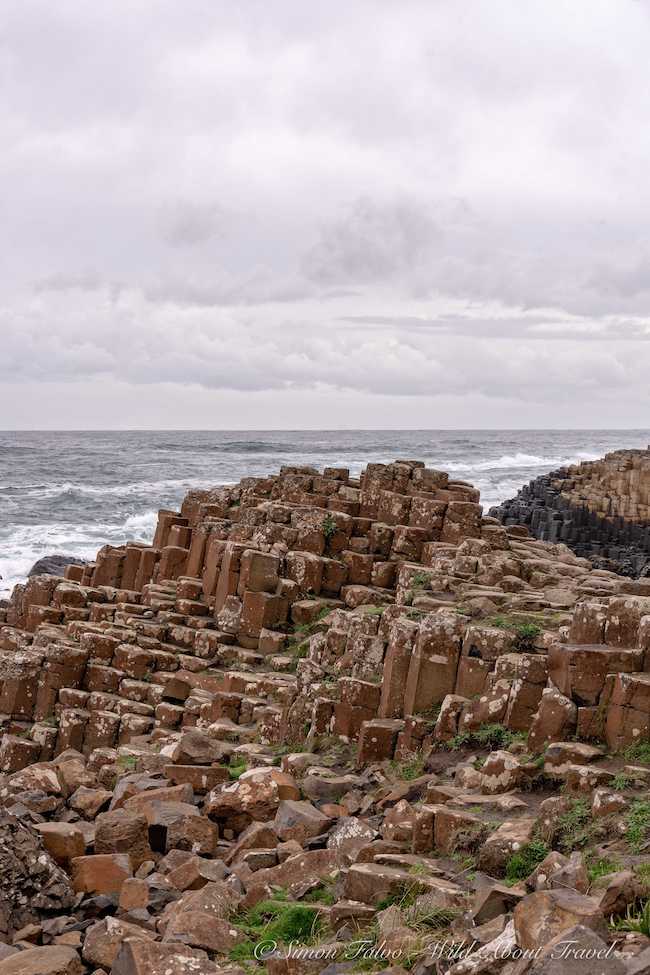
<box><xmin>390</xmin><ymin>753</ymin><xmax>426</xmax><ymax>781</ymax></box>
<box><xmin>624</xmin><ymin>741</ymin><xmax>650</xmax><ymax>766</ymax></box>
<box><xmin>505</xmin><ymin>840</ymin><xmax>549</xmax><ymax>883</ymax></box>
<box><xmin>322</xmin><ymin>515</ymin><xmax>338</xmax><ymax>541</ymax></box>
<box><xmin>447</xmin><ymin>723</ymin><xmax>525</xmax><ymax>751</ymax></box>
<box><xmin>612</xmin><ymin>772</ymin><xmax>634</xmax><ymax>792</ymax></box>
<box><xmin>486</xmin><ymin>615</ymin><xmax>544</xmax><ymax>652</ymax></box>
<box><xmin>230</xmin><ymin>899</ymin><xmax>323</xmax><ymax>960</ymax></box>
<box><xmin>613</xmin><ymin>900</ymin><xmax>650</xmax><ymax>934</ymax></box>
<box><xmin>587</xmin><ymin>856</ymin><xmax>621</xmax><ymax>884</ymax></box>
<box><xmin>626</xmin><ymin>800</ymin><xmax>650</xmax><ymax>853</ymax></box>
<box><xmin>555</xmin><ymin>799</ymin><xmax>594</xmax><ymax>854</ymax></box>
<box><xmin>228</xmin><ymin>759</ymin><xmax>248</xmax><ymax>781</ymax></box>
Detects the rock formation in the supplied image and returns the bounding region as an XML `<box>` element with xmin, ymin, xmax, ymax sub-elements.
<box><xmin>490</xmin><ymin>448</ymin><xmax>650</xmax><ymax>577</ymax></box>
<box><xmin>28</xmin><ymin>557</ymin><xmax>87</xmax><ymax>579</ymax></box>
<box><xmin>1</xmin><ymin>458</ymin><xmax>650</xmax><ymax>972</ymax></box>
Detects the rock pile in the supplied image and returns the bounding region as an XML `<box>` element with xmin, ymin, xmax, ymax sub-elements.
<box><xmin>490</xmin><ymin>448</ymin><xmax>650</xmax><ymax>577</ymax></box>
<box><xmin>1</xmin><ymin>458</ymin><xmax>650</xmax><ymax>972</ymax></box>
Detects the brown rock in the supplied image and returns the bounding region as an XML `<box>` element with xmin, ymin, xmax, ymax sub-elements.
<box><xmin>70</xmin><ymin>854</ymin><xmax>132</xmax><ymax>895</ymax></box>
<box><xmin>112</xmin><ymin>941</ymin><xmax>218</xmax><ymax>975</ymax></box>
<box><xmin>33</xmin><ymin>823</ymin><xmax>85</xmax><ymax>868</ymax></box>
<box><xmin>82</xmin><ymin>917</ymin><xmax>153</xmax><ymax>968</ymax></box>
<box><xmin>478</xmin><ymin>818</ymin><xmax>536</xmax><ymax>875</ymax></box>
<box><xmin>525</xmin><ymin>923</ymin><xmax>625</xmax><ymax>975</ymax></box>
<box><xmin>94</xmin><ymin>809</ymin><xmax>152</xmax><ymax>868</ymax></box>
<box><xmin>0</xmin><ymin>948</ymin><xmax>82</xmax><ymax>975</ymax></box>
<box><xmin>514</xmin><ymin>889</ymin><xmax>608</xmax><ymax>951</ymax></box>
<box><xmin>273</xmin><ymin>800</ymin><xmax>333</xmax><ymax>844</ymax></box>
<box><xmin>163</xmin><ymin>912</ymin><xmax>244</xmax><ymax>952</ymax></box>
<box><xmin>68</xmin><ymin>786</ymin><xmax>111</xmax><ymax>819</ymax></box>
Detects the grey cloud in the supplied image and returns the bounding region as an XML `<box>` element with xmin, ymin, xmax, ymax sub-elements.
<box><xmin>1</xmin><ymin>0</ymin><xmax>650</xmax><ymax>425</ymax></box>
<box><xmin>302</xmin><ymin>197</ymin><xmax>441</xmax><ymax>285</ymax></box>
<box><xmin>158</xmin><ymin>201</ymin><xmax>229</xmax><ymax>247</ymax></box>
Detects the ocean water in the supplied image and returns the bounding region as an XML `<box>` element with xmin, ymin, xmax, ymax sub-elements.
<box><xmin>1</xmin><ymin>429</ymin><xmax>649</xmax><ymax>597</ymax></box>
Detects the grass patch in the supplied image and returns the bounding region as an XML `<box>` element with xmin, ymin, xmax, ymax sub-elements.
<box><xmin>486</xmin><ymin>615</ymin><xmax>544</xmax><ymax>652</ymax></box>
<box><xmin>612</xmin><ymin>772</ymin><xmax>634</xmax><ymax>792</ymax></box>
<box><xmin>227</xmin><ymin>759</ymin><xmax>248</xmax><ymax>781</ymax></box>
<box><xmin>414</xmin><ymin>906</ymin><xmax>460</xmax><ymax>931</ymax></box>
<box><xmin>302</xmin><ymin>883</ymin><xmax>336</xmax><ymax>905</ymax></box>
<box><xmin>322</xmin><ymin>515</ymin><xmax>338</xmax><ymax>542</ymax></box>
<box><xmin>116</xmin><ymin>755</ymin><xmax>138</xmax><ymax>773</ymax></box>
<box><xmin>626</xmin><ymin>800</ymin><xmax>650</xmax><ymax>853</ymax></box>
<box><xmin>613</xmin><ymin>900</ymin><xmax>650</xmax><ymax>935</ymax></box>
<box><xmin>410</xmin><ymin>571</ymin><xmax>430</xmax><ymax>591</ymax></box>
<box><xmin>505</xmin><ymin>840</ymin><xmax>549</xmax><ymax>883</ymax></box>
<box><xmin>286</xmin><ymin>607</ymin><xmax>331</xmax><ymax>648</ymax></box>
<box><xmin>587</xmin><ymin>856</ymin><xmax>621</xmax><ymax>884</ymax></box>
<box><xmin>624</xmin><ymin>741</ymin><xmax>650</xmax><ymax>765</ymax></box>
<box><xmin>447</xmin><ymin>723</ymin><xmax>525</xmax><ymax>751</ymax></box>
<box><xmin>230</xmin><ymin>899</ymin><xmax>323</xmax><ymax>961</ymax></box>
<box><xmin>390</xmin><ymin>754</ymin><xmax>426</xmax><ymax>781</ymax></box>
<box><xmin>637</xmin><ymin>862</ymin><xmax>650</xmax><ymax>882</ymax></box>
<box><xmin>555</xmin><ymin>799</ymin><xmax>594</xmax><ymax>854</ymax></box>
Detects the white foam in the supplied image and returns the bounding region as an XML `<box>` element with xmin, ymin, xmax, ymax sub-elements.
<box><xmin>439</xmin><ymin>450</ymin><xmax>601</xmax><ymax>473</ymax></box>
<box><xmin>8</xmin><ymin>476</ymin><xmax>223</xmax><ymax>501</ymax></box>
<box><xmin>0</xmin><ymin>510</ymin><xmax>160</xmax><ymax>598</ymax></box>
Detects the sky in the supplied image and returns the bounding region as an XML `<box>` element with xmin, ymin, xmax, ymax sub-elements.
<box><xmin>2</xmin><ymin>0</ymin><xmax>650</xmax><ymax>429</ymax></box>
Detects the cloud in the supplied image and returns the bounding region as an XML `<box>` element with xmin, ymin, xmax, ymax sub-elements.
<box><xmin>302</xmin><ymin>197</ymin><xmax>441</xmax><ymax>285</ymax></box>
<box><xmin>158</xmin><ymin>200</ymin><xmax>229</xmax><ymax>247</ymax></box>
<box><xmin>1</xmin><ymin>0</ymin><xmax>650</xmax><ymax>426</ymax></box>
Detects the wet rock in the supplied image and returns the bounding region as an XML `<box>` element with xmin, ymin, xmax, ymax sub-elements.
<box><xmin>27</xmin><ymin>556</ymin><xmax>86</xmax><ymax>578</ymax></box>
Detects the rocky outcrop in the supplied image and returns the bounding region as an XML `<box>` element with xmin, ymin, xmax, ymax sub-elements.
<box><xmin>0</xmin><ymin>457</ymin><xmax>649</xmax><ymax>970</ymax></box>
<box><xmin>490</xmin><ymin>448</ymin><xmax>650</xmax><ymax>576</ymax></box>
<box><xmin>0</xmin><ymin>812</ymin><xmax>75</xmax><ymax>940</ymax></box>
<box><xmin>28</xmin><ymin>556</ymin><xmax>87</xmax><ymax>578</ymax></box>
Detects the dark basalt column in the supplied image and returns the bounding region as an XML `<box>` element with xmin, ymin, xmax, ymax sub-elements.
<box><xmin>489</xmin><ymin>467</ymin><xmax>650</xmax><ymax>577</ymax></box>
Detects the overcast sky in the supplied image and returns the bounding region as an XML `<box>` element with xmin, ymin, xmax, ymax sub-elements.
<box><xmin>2</xmin><ymin>1</ymin><xmax>650</xmax><ymax>429</ymax></box>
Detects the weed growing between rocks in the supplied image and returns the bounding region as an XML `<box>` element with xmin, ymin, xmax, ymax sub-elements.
<box><xmin>390</xmin><ymin>753</ymin><xmax>426</xmax><ymax>780</ymax></box>
<box><xmin>504</xmin><ymin>840</ymin><xmax>549</xmax><ymax>883</ymax></box>
<box><xmin>613</xmin><ymin>899</ymin><xmax>650</xmax><ymax>936</ymax></box>
<box><xmin>227</xmin><ymin>758</ymin><xmax>248</xmax><ymax>780</ymax></box>
<box><xmin>555</xmin><ymin>799</ymin><xmax>595</xmax><ymax>853</ymax></box>
<box><xmin>229</xmin><ymin>899</ymin><xmax>323</xmax><ymax>962</ymax></box>
<box><xmin>486</xmin><ymin>614</ymin><xmax>544</xmax><ymax>651</ymax></box>
<box><xmin>447</xmin><ymin>723</ymin><xmax>527</xmax><ymax>751</ymax></box>
<box><xmin>587</xmin><ymin>856</ymin><xmax>622</xmax><ymax>884</ymax></box>
<box><xmin>624</xmin><ymin>740</ymin><xmax>650</xmax><ymax>765</ymax></box>
<box><xmin>626</xmin><ymin>800</ymin><xmax>650</xmax><ymax>852</ymax></box>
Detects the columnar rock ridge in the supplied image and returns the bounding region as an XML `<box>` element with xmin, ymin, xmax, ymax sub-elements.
<box><xmin>3</xmin><ymin>459</ymin><xmax>650</xmax><ymax>972</ymax></box>
<box><xmin>489</xmin><ymin>448</ymin><xmax>650</xmax><ymax>577</ymax></box>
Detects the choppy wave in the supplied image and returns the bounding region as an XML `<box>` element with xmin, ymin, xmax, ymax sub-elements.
<box><xmin>2</xmin><ymin>429</ymin><xmax>649</xmax><ymax>599</ymax></box>
<box><xmin>1</xmin><ymin>477</ymin><xmax>220</xmax><ymax>501</ymax></box>
<box><xmin>441</xmin><ymin>451</ymin><xmax>601</xmax><ymax>473</ymax></box>
<box><xmin>0</xmin><ymin>510</ymin><xmax>160</xmax><ymax>597</ymax></box>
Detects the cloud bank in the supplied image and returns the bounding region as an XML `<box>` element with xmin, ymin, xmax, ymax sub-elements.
<box><xmin>2</xmin><ymin>0</ymin><xmax>650</xmax><ymax>427</ymax></box>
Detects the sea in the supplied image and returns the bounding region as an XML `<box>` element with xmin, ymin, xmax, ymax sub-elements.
<box><xmin>1</xmin><ymin>429</ymin><xmax>649</xmax><ymax>598</ymax></box>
